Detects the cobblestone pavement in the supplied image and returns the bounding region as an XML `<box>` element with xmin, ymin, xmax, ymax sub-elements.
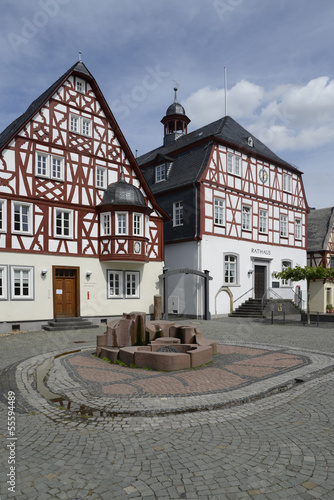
<box><xmin>1</xmin><ymin>317</ymin><xmax>334</xmax><ymax>499</ymax></box>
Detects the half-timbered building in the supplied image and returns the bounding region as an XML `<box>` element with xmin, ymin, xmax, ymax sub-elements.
<box><xmin>307</xmin><ymin>207</ymin><xmax>334</xmax><ymax>312</ymax></box>
<box><xmin>0</xmin><ymin>61</ymin><xmax>166</xmax><ymax>332</ymax></box>
<box><xmin>138</xmin><ymin>90</ymin><xmax>309</xmax><ymax>317</ymax></box>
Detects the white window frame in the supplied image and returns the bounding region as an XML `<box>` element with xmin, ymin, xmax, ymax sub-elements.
<box><xmin>82</xmin><ymin>118</ymin><xmax>92</xmax><ymax>137</ymax></box>
<box><xmin>12</xmin><ymin>202</ymin><xmax>32</xmax><ymax>235</ymax></box>
<box><xmin>36</xmin><ymin>152</ymin><xmax>64</xmax><ymax>181</ymax></box>
<box><xmin>155</xmin><ymin>164</ymin><xmax>166</xmax><ymax>183</ymax></box>
<box><xmin>224</xmin><ymin>254</ymin><xmax>238</xmax><ymax>286</ymax></box>
<box><xmin>259</xmin><ymin>209</ymin><xmax>268</xmax><ymax>234</ymax></box>
<box><xmin>70</xmin><ymin>113</ymin><xmax>80</xmax><ymax>133</ymax></box>
<box><xmin>51</xmin><ymin>155</ymin><xmax>64</xmax><ymax>181</ymax></box>
<box><xmin>36</xmin><ymin>152</ymin><xmax>49</xmax><ymax>177</ymax></box>
<box><xmin>173</xmin><ymin>201</ymin><xmax>183</xmax><ymax>226</ymax></box>
<box><xmin>96</xmin><ymin>166</ymin><xmax>107</xmax><ymax>189</ymax></box>
<box><xmin>76</xmin><ymin>77</ymin><xmax>85</xmax><ymax>93</ymax></box>
<box><xmin>295</xmin><ymin>218</ymin><xmax>302</xmax><ymax>240</ymax></box>
<box><xmin>214</xmin><ymin>197</ymin><xmax>225</xmax><ymax>226</ymax></box>
<box><xmin>280</xmin><ymin>214</ymin><xmax>288</xmax><ymax>238</ymax></box>
<box><xmin>70</xmin><ymin>113</ymin><xmax>92</xmax><ymax>137</ymax></box>
<box><xmin>0</xmin><ymin>199</ymin><xmax>6</xmax><ymax>233</ymax></box>
<box><xmin>100</xmin><ymin>212</ymin><xmax>111</xmax><ymax>236</ymax></box>
<box><xmin>116</xmin><ymin>212</ymin><xmax>128</xmax><ymax>235</ymax></box>
<box><xmin>281</xmin><ymin>260</ymin><xmax>292</xmax><ymax>286</ymax></box>
<box><xmin>107</xmin><ymin>270</ymin><xmax>140</xmax><ymax>299</ymax></box>
<box><xmin>133</xmin><ymin>213</ymin><xmax>143</xmax><ymax>236</ymax></box>
<box><xmin>227</xmin><ymin>152</ymin><xmax>241</xmax><ymax>176</ymax></box>
<box><xmin>54</xmin><ymin>208</ymin><xmax>73</xmax><ymax>239</ymax></box>
<box><xmin>125</xmin><ymin>271</ymin><xmax>140</xmax><ymax>298</ymax></box>
<box><xmin>283</xmin><ymin>173</ymin><xmax>292</xmax><ymax>192</ymax></box>
<box><xmin>0</xmin><ymin>265</ymin><xmax>8</xmax><ymax>300</ymax></box>
<box><xmin>107</xmin><ymin>271</ymin><xmax>123</xmax><ymax>298</ymax></box>
<box><xmin>242</xmin><ymin>205</ymin><xmax>251</xmax><ymax>231</ymax></box>
<box><xmin>10</xmin><ymin>266</ymin><xmax>34</xmax><ymax>300</ymax></box>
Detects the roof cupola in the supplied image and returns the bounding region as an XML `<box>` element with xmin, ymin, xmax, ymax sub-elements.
<box><xmin>161</xmin><ymin>86</ymin><xmax>190</xmax><ymax>146</ymax></box>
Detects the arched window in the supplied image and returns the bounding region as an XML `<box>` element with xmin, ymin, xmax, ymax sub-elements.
<box><xmin>281</xmin><ymin>260</ymin><xmax>292</xmax><ymax>286</ymax></box>
<box><xmin>224</xmin><ymin>254</ymin><xmax>239</xmax><ymax>285</ymax></box>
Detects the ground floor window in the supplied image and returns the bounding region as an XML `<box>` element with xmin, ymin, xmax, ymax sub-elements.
<box><xmin>10</xmin><ymin>266</ymin><xmax>34</xmax><ymax>300</ymax></box>
<box><xmin>107</xmin><ymin>270</ymin><xmax>140</xmax><ymax>299</ymax></box>
<box><xmin>0</xmin><ymin>266</ymin><xmax>8</xmax><ymax>299</ymax></box>
<box><xmin>224</xmin><ymin>254</ymin><xmax>238</xmax><ymax>285</ymax></box>
<box><xmin>281</xmin><ymin>260</ymin><xmax>292</xmax><ymax>286</ymax></box>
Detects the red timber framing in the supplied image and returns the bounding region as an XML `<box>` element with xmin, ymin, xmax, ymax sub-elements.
<box><xmin>0</xmin><ymin>62</ymin><xmax>167</xmax><ymax>262</ymax></box>
<box><xmin>200</xmin><ymin>143</ymin><xmax>308</xmax><ymax>250</ymax></box>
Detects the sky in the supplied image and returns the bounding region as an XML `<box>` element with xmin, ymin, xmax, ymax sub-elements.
<box><xmin>1</xmin><ymin>0</ymin><xmax>334</xmax><ymax>209</ymax></box>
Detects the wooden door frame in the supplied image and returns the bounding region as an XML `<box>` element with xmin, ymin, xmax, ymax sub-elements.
<box><xmin>52</xmin><ymin>266</ymin><xmax>80</xmax><ymax>318</ymax></box>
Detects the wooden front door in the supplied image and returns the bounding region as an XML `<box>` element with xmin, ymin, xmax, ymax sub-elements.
<box><xmin>254</xmin><ymin>265</ymin><xmax>266</xmax><ymax>299</ymax></box>
<box><xmin>53</xmin><ymin>267</ymin><xmax>79</xmax><ymax>318</ymax></box>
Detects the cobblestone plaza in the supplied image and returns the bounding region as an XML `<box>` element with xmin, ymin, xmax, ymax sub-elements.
<box><xmin>1</xmin><ymin>317</ymin><xmax>334</xmax><ymax>499</ymax></box>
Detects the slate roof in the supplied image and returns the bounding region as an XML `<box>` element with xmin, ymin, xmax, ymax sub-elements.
<box><xmin>0</xmin><ymin>61</ymin><xmax>92</xmax><ymax>152</ymax></box>
<box><xmin>137</xmin><ymin>115</ymin><xmax>300</xmax><ymax>193</ymax></box>
<box><xmin>308</xmin><ymin>207</ymin><xmax>334</xmax><ymax>252</ymax></box>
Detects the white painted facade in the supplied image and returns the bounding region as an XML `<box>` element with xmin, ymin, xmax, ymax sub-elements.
<box><xmin>0</xmin><ymin>252</ymin><xmax>163</xmax><ymax>326</ymax></box>
<box><xmin>165</xmin><ymin>238</ymin><xmax>306</xmax><ymax>317</ymax></box>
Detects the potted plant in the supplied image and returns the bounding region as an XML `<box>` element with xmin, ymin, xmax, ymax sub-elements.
<box><xmin>326</xmin><ymin>304</ymin><xmax>334</xmax><ymax>313</ymax></box>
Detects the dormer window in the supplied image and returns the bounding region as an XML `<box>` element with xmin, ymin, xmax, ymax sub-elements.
<box><xmin>248</xmin><ymin>136</ymin><xmax>254</xmax><ymax>147</ymax></box>
<box><xmin>155</xmin><ymin>164</ymin><xmax>166</xmax><ymax>183</ymax></box>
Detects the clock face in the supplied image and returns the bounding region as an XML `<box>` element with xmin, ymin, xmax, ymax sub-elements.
<box><xmin>134</xmin><ymin>241</ymin><xmax>141</xmax><ymax>254</ymax></box>
<box><xmin>259</xmin><ymin>168</ymin><xmax>269</xmax><ymax>183</ymax></box>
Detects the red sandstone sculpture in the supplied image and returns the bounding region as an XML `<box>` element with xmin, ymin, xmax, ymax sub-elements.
<box><xmin>96</xmin><ymin>312</ymin><xmax>217</xmax><ymax>371</ymax></box>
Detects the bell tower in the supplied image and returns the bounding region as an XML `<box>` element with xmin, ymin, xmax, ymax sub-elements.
<box><xmin>161</xmin><ymin>86</ymin><xmax>190</xmax><ymax>146</ymax></box>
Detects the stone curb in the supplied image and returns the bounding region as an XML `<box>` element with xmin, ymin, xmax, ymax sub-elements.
<box><xmin>13</xmin><ymin>342</ymin><xmax>334</xmax><ymax>423</ymax></box>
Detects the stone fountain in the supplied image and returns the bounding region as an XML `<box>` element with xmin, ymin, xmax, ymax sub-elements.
<box><xmin>96</xmin><ymin>312</ymin><xmax>217</xmax><ymax>371</ymax></box>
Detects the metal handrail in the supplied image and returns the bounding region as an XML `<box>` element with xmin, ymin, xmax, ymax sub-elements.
<box><xmin>262</xmin><ymin>287</ymin><xmax>305</xmax><ymax>313</ymax></box>
<box><xmin>233</xmin><ymin>287</ymin><xmax>254</xmax><ymax>304</ymax></box>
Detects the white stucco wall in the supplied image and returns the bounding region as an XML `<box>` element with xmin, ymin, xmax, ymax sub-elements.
<box><xmin>163</xmin><ymin>238</ymin><xmax>307</xmax><ymax>317</ymax></box>
<box><xmin>0</xmin><ymin>252</ymin><xmax>163</xmax><ymax>323</ymax></box>
<box><xmin>201</xmin><ymin>236</ymin><xmax>307</xmax><ymax>316</ymax></box>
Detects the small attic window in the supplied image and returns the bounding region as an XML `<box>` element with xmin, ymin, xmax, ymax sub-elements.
<box><xmin>248</xmin><ymin>136</ymin><xmax>254</xmax><ymax>147</ymax></box>
<box><xmin>76</xmin><ymin>77</ymin><xmax>85</xmax><ymax>93</ymax></box>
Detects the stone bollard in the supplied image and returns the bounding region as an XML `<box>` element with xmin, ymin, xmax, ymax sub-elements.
<box><xmin>154</xmin><ymin>295</ymin><xmax>162</xmax><ymax>320</ymax></box>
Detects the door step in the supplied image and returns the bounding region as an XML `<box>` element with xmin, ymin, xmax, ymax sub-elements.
<box><xmin>42</xmin><ymin>317</ymin><xmax>99</xmax><ymax>331</ymax></box>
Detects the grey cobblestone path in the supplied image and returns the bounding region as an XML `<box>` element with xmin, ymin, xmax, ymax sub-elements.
<box><xmin>0</xmin><ymin>317</ymin><xmax>334</xmax><ymax>499</ymax></box>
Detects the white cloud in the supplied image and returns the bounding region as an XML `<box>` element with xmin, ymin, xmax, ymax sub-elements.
<box><xmin>182</xmin><ymin>76</ymin><xmax>334</xmax><ymax>153</ymax></box>
<box><xmin>182</xmin><ymin>80</ymin><xmax>264</xmax><ymax>129</ymax></box>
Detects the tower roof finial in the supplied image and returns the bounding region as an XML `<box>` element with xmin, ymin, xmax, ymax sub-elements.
<box><xmin>173</xmin><ymin>81</ymin><xmax>179</xmax><ymax>103</ymax></box>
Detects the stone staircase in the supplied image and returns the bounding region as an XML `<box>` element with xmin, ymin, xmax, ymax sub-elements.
<box><xmin>229</xmin><ymin>298</ymin><xmax>303</xmax><ymax>319</ymax></box>
<box><xmin>42</xmin><ymin>317</ymin><xmax>100</xmax><ymax>331</ymax></box>
<box><xmin>229</xmin><ymin>298</ymin><xmax>265</xmax><ymax>318</ymax></box>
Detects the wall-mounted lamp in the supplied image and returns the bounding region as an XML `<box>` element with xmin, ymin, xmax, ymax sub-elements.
<box><xmin>41</xmin><ymin>269</ymin><xmax>48</xmax><ymax>276</ymax></box>
<box><xmin>248</xmin><ymin>269</ymin><xmax>253</xmax><ymax>275</ymax></box>
<box><xmin>86</xmin><ymin>271</ymin><xmax>92</xmax><ymax>278</ymax></box>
